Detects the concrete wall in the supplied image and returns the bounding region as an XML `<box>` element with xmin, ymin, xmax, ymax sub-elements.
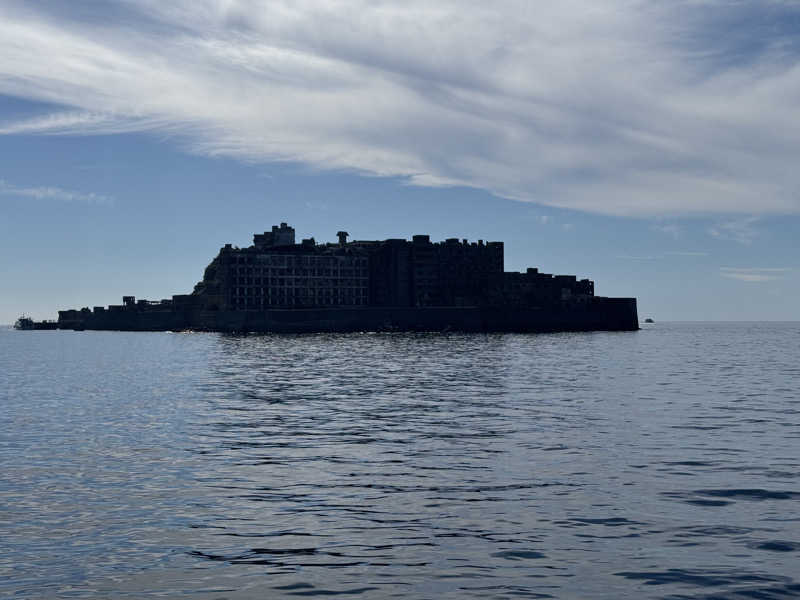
<box><xmin>61</xmin><ymin>297</ymin><xmax>638</xmax><ymax>333</ymax></box>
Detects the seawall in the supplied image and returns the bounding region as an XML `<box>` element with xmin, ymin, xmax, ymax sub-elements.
<box><xmin>59</xmin><ymin>297</ymin><xmax>638</xmax><ymax>333</ymax></box>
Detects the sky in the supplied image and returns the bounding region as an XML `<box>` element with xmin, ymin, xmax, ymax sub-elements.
<box><xmin>1</xmin><ymin>0</ymin><xmax>798</xmax><ymax>323</ymax></box>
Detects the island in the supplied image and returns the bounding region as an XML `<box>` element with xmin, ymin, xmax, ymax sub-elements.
<box><xmin>56</xmin><ymin>223</ymin><xmax>638</xmax><ymax>333</ymax></box>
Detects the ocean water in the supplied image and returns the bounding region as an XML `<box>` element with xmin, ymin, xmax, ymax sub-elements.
<box><xmin>1</xmin><ymin>322</ymin><xmax>799</xmax><ymax>599</ymax></box>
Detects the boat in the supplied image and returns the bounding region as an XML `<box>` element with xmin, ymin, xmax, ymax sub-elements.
<box><xmin>14</xmin><ymin>315</ymin><xmax>34</xmax><ymax>330</ymax></box>
<box><xmin>14</xmin><ymin>315</ymin><xmax>60</xmax><ymax>330</ymax></box>
<box><xmin>644</xmin><ymin>318</ymin><xmax>654</xmax><ymax>323</ymax></box>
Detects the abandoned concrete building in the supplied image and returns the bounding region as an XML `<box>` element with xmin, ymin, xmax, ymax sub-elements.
<box><xmin>58</xmin><ymin>223</ymin><xmax>637</xmax><ymax>333</ymax></box>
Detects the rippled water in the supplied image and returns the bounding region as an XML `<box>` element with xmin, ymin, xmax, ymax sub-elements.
<box><xmin>2</xmin><ymin>323</ymin><xmax>799</xmax><ymax>599</ymax></box>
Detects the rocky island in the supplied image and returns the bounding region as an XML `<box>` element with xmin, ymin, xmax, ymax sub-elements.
<box><xmin>56</xmin><ymin>223</ymin><xmax>638</xmax><ymax>333</ymax></box>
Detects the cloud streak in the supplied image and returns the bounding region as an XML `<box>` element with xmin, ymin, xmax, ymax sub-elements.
<box><xmin>618</xmin><ymin>251</ymin><xmax>708</xmax><ymax>260</ymax></box>
<box><xmin>0</xmin><ymin>111</ymin><xmax>165</xmax><ymax>136</ymax></box>
<box><xmin>720</xmin><ymin>267</ymin><xmax>792</xmax><ymax>282</ymax></box>
<box><xmin>1</xmin><ymin>1</ymin><xmax>799</xmax><ymax>216</ymax></box>
<box><xmin>709</xmin><ymin>216</ymin><xmax>760</xmax><ymax>245</ymax></box>
<box><xmin>0</xmin><ymin>179</ymin><xmax>113</xmax><ymax>205</ymax></box>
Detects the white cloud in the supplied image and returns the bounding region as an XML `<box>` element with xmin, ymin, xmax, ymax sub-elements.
<box><xmin>652</xmin><ymin>224</ymin><xmax>681</xmax><ymax>238</ymax></box>
<box><xmin>0</xmin><ymin>179</ymin><xmax>113</xmax><ymax>205</ymax></box>
<box><xmin>0</xmin><ymin>111</ymin><xmax>164</xmax><ymax>135</ymax></box>
<box><xmin>0</xmin><ymin>1</ymin><xmax>799</xmax><ymax>216</ymax></box>
<box><xmin>719</xmin><ymin>267</ymin><xmax>792</xmax><ymax>282</ymax></box>
<box><xmin>619</xmin><ymin>251</ymin><xmax>708</xmax><ymax>260</ymax></box>
<box><xmin>708</xmin><ymin>216</ymin><xmax>760</xmax><ymax>244</ymax></box>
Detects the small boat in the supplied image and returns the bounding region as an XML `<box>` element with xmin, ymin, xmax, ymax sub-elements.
<box><xmin>14</xmin><ymin>315</ymin><xmax>59</xmax><ymax>330</ymax></box>
<box><xmin>644</xmin><ymin>318</ymin><xmax>655</xmax><ymax>324</ymax></box>
<box><xmin>14</xmin><ymin>315</ymin><xmax>35</xmax><ymax>330</ymax></box>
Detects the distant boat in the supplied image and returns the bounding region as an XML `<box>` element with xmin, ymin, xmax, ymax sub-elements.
<box><xmin>14</xmin><ymin>315</ymin><xmax>59</xmax><ymax>330</ymax></box>
<box><xmin>14</xmin><ymin>315</ymin><xmax>34</xmax><ymax>330</ymax></box>
<box><xmin>644</xmin><ymin>318</ymin><xmax>655</xmax><ymax>323</ymax></box>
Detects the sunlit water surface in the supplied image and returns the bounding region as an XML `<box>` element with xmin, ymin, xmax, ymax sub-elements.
<box><xmin>2</xmin><ymin>323</ymin><xmax>799</xmax><ymax>599</ymax></box>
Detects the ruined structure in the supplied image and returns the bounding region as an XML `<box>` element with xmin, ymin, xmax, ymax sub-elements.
<box><xmin>57</xmin><ymin>223</ymin><xmax>638</xmax><ymax>332</ymax></box>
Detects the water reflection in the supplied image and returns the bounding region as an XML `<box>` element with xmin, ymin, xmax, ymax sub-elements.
<box><xmin>1</xmin><ymin>325</ymin><xmax>799</xmax><ymax>598</ymax></box>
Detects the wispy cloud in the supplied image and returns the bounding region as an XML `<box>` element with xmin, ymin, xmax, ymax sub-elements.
<box><xmin>1</xmin><ymin>1</ymin><xmax>800</xmax><ymax>216</ymax></box>
<box><xmin>652</xmin><ymin>224</ymin><xmax>681</xmax><ymax>239</ymax></box>
<box><xmin>0</xmin><ymin>111</ymin><xmax>164</xmax><ymax>136</ymax></box>
<box><xmin>665</xmin><ymin>251</ymin><xmax>708</xmax><ymax>257</ymax></box>
<box><xmin>719</xmin><ymin>267</ymin><xmax>791</xmax><ymax>282</ymax></box>
<box><xmin>709</xmin><ymin>216</ymin><xmax>760</xmax><ymax>245</ymax></box>
<box><xmin>618</xmin><ymin>251</ymin><xmax>708</xmax><ymax>260</ymax></box>
<box><xmin>0</xmin><ymin>179</ymin><xmax>113</xmax><ymax>205</ymax></box>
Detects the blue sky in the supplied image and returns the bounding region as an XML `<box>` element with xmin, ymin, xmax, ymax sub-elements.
<box><xmin>1</xmin><ymin>0</ymin><xmax>798</xmax><ymax>323</ymax></box>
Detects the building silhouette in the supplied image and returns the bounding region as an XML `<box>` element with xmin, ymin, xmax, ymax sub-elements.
<box><xmin>58</xmin><ymin>223</ymin><xmax>637</xmax><ymax>332</ymax></box>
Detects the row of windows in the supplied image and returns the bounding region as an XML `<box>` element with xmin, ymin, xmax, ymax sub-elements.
<box><xmin>232</xmin><ymin>255</ymin><xmax>368</xmax><ymax>267</ymax></box>
<box><xmin>233</xmin><ymin>287</ymin><xmax>366</xmax><ymax>297</ymax></box>
<box><xmin>232</xmin><ymin>297</ymin><xmax>367</xmax><ymax>307</ymax></box>
<box><xmin>233</xmin><ymin>276</ymin><xmax>367</xmax><ymax>286</ymax></box>
<box><xmin>233</xmin><ymin>267</ymin><xmax>367</xmax><ymax>277</ymax></box>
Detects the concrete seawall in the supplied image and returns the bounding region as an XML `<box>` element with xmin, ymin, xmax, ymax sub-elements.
<box><xmin>59</xmin><ymin>297</ymin><xmax>638</xmax><ymax>333</ymax></box>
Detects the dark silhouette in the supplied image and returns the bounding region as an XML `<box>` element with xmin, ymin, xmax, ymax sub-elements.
<box><xmin>56</xmin><ymin>224</ymin><xmax>638</xmax><ymax>332</ymax></box>
<box><xmin>14</xmin><ymin>315</ymin><xmax>58</xmax><ymax>330</ymax></box>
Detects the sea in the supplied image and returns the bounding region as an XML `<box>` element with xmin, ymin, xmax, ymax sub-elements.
<box><xmin>1</xmin><ymin>322</ymin><xmax>799</xmax><ymax>599</ymax></box>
